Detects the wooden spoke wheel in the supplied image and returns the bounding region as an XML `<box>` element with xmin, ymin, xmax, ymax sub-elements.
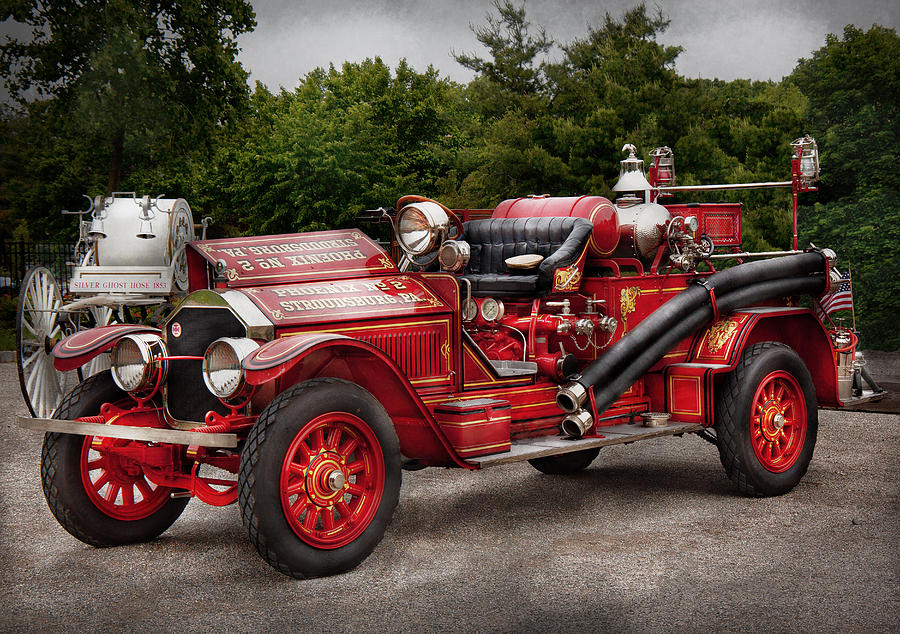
<box><xmin>16</xmin><ymin>266</ymin><xmax>78</xmax><ymax>418</ymax></box>
<box><xmin>239</xmin><ymin>378</ymin><xmax>401</xmax><ymax>578</ymax></box>
<box><xmin>41</xmin><ymin>374</ymin><xmax>189</xmax><ymax>545</ymax></box>
<box><xmin>715</xmin><ymin>342</ymin><xmax>818</xmax><ymax>497</ymax></box>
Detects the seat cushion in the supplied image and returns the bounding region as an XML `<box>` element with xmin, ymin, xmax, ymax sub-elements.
<box><xmin>464</xmin><ymin>273</ymin><xmax>540</xmax><ymax>296</ymax></box>
<box><xmin>460</xmin><ymin>216</ymin><xmax>593</xmax><ymax>295</ymax></box>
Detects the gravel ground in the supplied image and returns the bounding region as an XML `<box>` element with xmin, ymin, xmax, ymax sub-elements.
<box><xmin>1</xmin><ymin>362</ymin><xmax>898</xmax><ymax>632</ymax></box>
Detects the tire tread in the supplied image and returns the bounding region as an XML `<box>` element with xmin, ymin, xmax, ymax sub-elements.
<box><xmin>715</xmin><ymin>341</ymin><xmax>815</xmax><ymax>497</ymax></box>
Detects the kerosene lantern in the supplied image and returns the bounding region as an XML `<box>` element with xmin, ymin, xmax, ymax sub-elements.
<box><xmin>791</xmin><ymin>135</ymin><xmax>819</xmax><ymax>191</ymax></box>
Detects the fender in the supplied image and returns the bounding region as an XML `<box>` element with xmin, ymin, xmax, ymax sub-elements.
<box><xmin>685</xmin><ymin>306</ymin><xmax>839</xmax><ymax>408</ymax></box>
<box><xmin>52</xmin><ymin>324</ymin><xmax>162</xmax><ymax>371</ymax></box>
<box><xmin>244</xmin><ymin>333</ymin><xmax>471</xmax><ymax>468</ymax></box>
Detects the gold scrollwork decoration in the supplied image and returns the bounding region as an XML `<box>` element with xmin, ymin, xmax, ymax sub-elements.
<box><xmin>554</xmin><ymin>266</ymin><xmax>582</xmax><ymax>292</ymax></box>
<box><xmin>705</xmin><ymin>319</ymin><xmax>738</xmax><ymax>354</ymax></box>
<box><xmin>620</xmin><ymin>286</ymin><xmax>641</xmax><ymax>326</ymax></box>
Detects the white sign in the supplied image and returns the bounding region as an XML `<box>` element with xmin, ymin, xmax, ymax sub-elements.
<box><xmin>70</xmin><ymin>277</ymin><xmax>170</xmax><ymax>292</ymax></box>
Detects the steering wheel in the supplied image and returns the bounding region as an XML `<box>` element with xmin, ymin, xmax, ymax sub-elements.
<box><xmin>396</xmin><ymin>195</ymin><xmax>464</xmax><ymax>240</ymax></box>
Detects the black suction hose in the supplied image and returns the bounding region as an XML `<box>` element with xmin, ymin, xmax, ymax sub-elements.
<box><xmin>588</xmin><ymin>274</ymin><xmax>825</xmax><ymax>415</ymax></box>
<box><xmin>576</xmin><ymin>252</ymin><xmax>826</xmax><ymax>391</ymax></box>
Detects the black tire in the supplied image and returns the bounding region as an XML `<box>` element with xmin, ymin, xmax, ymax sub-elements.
<box><xmin>715</xmin><ymin>342</ymin><xmax>818</xmax><ymax>497</ymax></box>
<box><xmin>41</xmin><ymin>373</ymin><xmax>190</xmax><ymax>546</ymax></box>
<box><xmin>239</xmin><ymin>378</ymin><xmax>402</xmax><ymax>579</ymax></box>
<box><xmin>528</xmin><ymin>448</ymin><xmax>600</xmax><ymax>475</ymax></box>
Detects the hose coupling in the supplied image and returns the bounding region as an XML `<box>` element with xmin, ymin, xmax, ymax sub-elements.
<box><xmin>556</xmin><ymin>380</ymin><xmax>587</xmax><ymax>413</ymax></box>
<box><xmin>560</xmin><ymin>409</ymin><xmax>593</xmax><ymax>439</ymax></box>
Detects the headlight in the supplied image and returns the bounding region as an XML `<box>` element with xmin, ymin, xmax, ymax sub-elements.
<box><xmin>438</xmin><ymin>240</ymin><xmax>470</xmax><ymax>272</ymax></box>
<box><xmin>202</xmin><ymin>337</ymin><xmax>260</xmax><ymax>401</ymax></box>
<box><xmin>110</xmin><ymin>334</ymin><xmax>167</xmax><ymax>394</ymax></box>
<box><xmin>396</xmin><ymin>202</ymin><xmax>450</xmax><ymax>256</ymax></box>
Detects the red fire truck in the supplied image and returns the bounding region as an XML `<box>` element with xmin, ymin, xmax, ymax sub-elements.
<box><xmin>19</xmin><ymin>136</ymin><xmax>884</xmax><ymax>578</ymax></box>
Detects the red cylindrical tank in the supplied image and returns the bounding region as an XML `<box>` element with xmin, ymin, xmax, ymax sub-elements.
<box><xmin>492</xmin><ymin>195</ymin><xmax>619</xmax><ymax>257</ymax></box>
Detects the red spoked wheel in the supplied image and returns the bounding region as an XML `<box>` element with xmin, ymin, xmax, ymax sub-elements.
<box><xmin>239</xmin><ymin>378</ymin><xmax>401</xmax><ymax>578</ymax></box>
<box><xmin>81</xmin><ymin>437</ymin><xmax>172</xmax><ymax>521</ymax></box>
<box><xmin>715</xmin><ymin>342</ymin><xmax>818</xmax><ymax>497</ymax></box>
<box><xmin>749</xmin><ymin>371</ymin><xmax>808</xmax><ymax>473</ymax></box>
<box><xmin>280</xmin><ymin>412</ymin><xmax>385</xmax><ymax>549</ymax></box>
<box><xmin>41</xmin><ymin>373</ymin><xmax>190</xmax><ymax>546</ymax></box>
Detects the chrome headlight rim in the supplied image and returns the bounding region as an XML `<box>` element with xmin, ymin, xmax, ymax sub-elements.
<box><xmin>110</xmin><ymin>334</ymin><xmax>168</xmax><ymax>395</ymax></box>
<box><xmin>202</xmin><ymin>337</ymin><xmax>260</xmax><ymax>401</ymax></box>
<box><xmin>396</xmin><ymin>201</ymin><xmax>450</xmax><ymax>256</ymax></box>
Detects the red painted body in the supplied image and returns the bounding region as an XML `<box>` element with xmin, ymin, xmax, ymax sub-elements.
<box><xmin>50</xmin><ymin>192</ymin><xmax>850</xmax><ymax>477</ymax></box>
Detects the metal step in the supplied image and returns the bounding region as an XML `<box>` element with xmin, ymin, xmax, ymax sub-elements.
<box><xmin>468</xmin><ymin>421</ymin><xmax>704</xmax><ymax>468</ymax></box>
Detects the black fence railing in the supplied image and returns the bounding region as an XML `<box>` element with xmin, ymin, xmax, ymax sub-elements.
<box><xmin>0</xmin><ymin>240</ymin><xmax>76</xmax><ymax>296</ymax></box>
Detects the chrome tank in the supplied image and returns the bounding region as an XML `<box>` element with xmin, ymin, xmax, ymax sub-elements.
<box><xmin>613</xmin><ymin>201</ymin><xmax>671</xmax><ymax>260</ymax></box>
<box><xmin>95</xmin><ymin>197</ymin><xmax>195</xmax><ymax>268</ymax></box>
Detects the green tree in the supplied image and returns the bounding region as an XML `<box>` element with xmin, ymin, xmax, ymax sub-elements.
<box><xmin>790</xmin><ymin>25</ymin><xmax>900</xmax><ymax>348</ymax></box>
<box><xmin>1</xmin><ymin>0</ymin><xmax>255</xmax><ymax>237</ymax></box>
<box><xmin>452</xmin><ymin>0</ymin><xmax>551</xmax><ymax>97</ymax></box>
<box><xmin>199</xmin><ymin>60</ymin><xmax>468</xmax><ymax>235</ymax></box>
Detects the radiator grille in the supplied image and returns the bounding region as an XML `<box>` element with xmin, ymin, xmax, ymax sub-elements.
<box><xmin>356</xmin><ymin>326</ymin><xmax>445</xmax><ymax>379</ymax></box>
<box><xmin>164</xmin><ymin>306</ymin><xmax>245</xmax><ymax>422</ymax></box>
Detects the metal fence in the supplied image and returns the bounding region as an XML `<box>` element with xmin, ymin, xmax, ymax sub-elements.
<box><xmin>0</xmin><ymin>240</ymin><xmax>76</xmax><ymax>296</ymax></box>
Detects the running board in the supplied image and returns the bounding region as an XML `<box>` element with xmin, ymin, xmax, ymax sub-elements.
<box><xmin>820</xmin><ymin>388</ymin><xmax>887</xmax><ymax>410</ymax></box>
<box><xmin>468</xmin><ymin>421</ymin><xmax>704</xmax><ymax>468</ymax></box>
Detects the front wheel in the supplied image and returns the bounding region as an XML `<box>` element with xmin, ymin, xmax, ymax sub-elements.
<box><xmin>715</xmin><ymin>342</ymin><xmax>818</xmax><ymax>497</ymax></box>
<box><xmin>41</xmin><ymin>373</ymin><xmax>189</xmax><ymax>545</ymax></box>
<box><xmin>238</xmin><ymin>378</ymin><xmax>401</xmax><ymax>578</ymax></box>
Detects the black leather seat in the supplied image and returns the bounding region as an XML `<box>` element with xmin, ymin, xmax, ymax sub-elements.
<box><xmin>460</xmin><ymin>217</ymin><xmax>593</xmax><ymax>296</ymax></box>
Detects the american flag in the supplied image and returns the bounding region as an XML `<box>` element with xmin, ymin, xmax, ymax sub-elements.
<box><xmin>815</xmin><ymin>269</ymin><xmax>853</xmax><ymax>320</ymax></box>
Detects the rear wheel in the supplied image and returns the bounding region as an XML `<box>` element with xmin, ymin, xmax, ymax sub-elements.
<box><xmin>239</xmin><ymin>378</ymin><xmax>401</xmax><ymax>578</ymax></box>
<box><xmin>715</xmin><ymin>342</ymin><xmax>818</xmax><ymax>497</ymax></box>
<box><xmin>528</xmin><ymin>448</ymin><xmax>600</xmax><ymax>474</ymax></box>
<box><xmin>41</xmin><ymin>373</ymin><xmax>189</xmax><ymax>545</ymax></box>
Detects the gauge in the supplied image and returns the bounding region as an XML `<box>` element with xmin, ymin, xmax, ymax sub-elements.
<box><xmin>462</xmin><ymin>298</ymin><xmax>478</xmax><ymax>322</ymax></box>
<box><xmin>479</xmin><ymin>298</ymin><xmax>505</xmax><ymax>322</ymax></box>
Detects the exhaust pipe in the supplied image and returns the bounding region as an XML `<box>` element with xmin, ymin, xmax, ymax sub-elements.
<box><xmin>560</xmin><ymin>409</ymin><xmax>593</xmax><ymax>438</ymax></box>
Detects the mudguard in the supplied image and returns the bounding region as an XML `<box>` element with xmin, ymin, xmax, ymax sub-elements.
<box><xmin>52</xmin><ymin>324</ymin><xmax>161</xmax><ymax>371</ymax></box>
<box><xmin>668</xmin><ymin>307</ymin><xmax>840</xmax><ymax>424</ymax></box>
<box><xmin>244</xmin><ymin>333</ymin><xmax>470</xmax><ymax>468</ymax></box>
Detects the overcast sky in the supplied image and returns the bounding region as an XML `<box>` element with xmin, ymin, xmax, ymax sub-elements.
<box><xmin>1</xmin><ymin>0</ymin><xmax>897</xmax><ymax>103</ymax></box>
<box><xmin>239</xmin><ymin>0</ymin><xmax>899</xmax><ymax>89</ymax></box>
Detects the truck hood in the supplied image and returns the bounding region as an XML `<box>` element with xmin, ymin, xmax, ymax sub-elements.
<box><xmin>188</xmin><ymin>229</ymin><xmax>397</xmax><ymax>287</ymax></box>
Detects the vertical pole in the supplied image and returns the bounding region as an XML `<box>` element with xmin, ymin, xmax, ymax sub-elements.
<box><xmin>791</xmin><ymin>151</ymin><xmax>800</xmax><ymax>251</ymax></box>
<box><xmin>792</xmin><ymin>188</ymin><xmax>799</xmax><ymax>251</ymax></box>
<box><xmin>849</xmin><ymin>262</ymin><xmax>857</xmax><ymax>333</ymax></box>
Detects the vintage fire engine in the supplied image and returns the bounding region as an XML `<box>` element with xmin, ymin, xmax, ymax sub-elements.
<box><xmin>18</xmin><ymin>137</ymin><xmax>884</xmax><ymax>578</ymax></box>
